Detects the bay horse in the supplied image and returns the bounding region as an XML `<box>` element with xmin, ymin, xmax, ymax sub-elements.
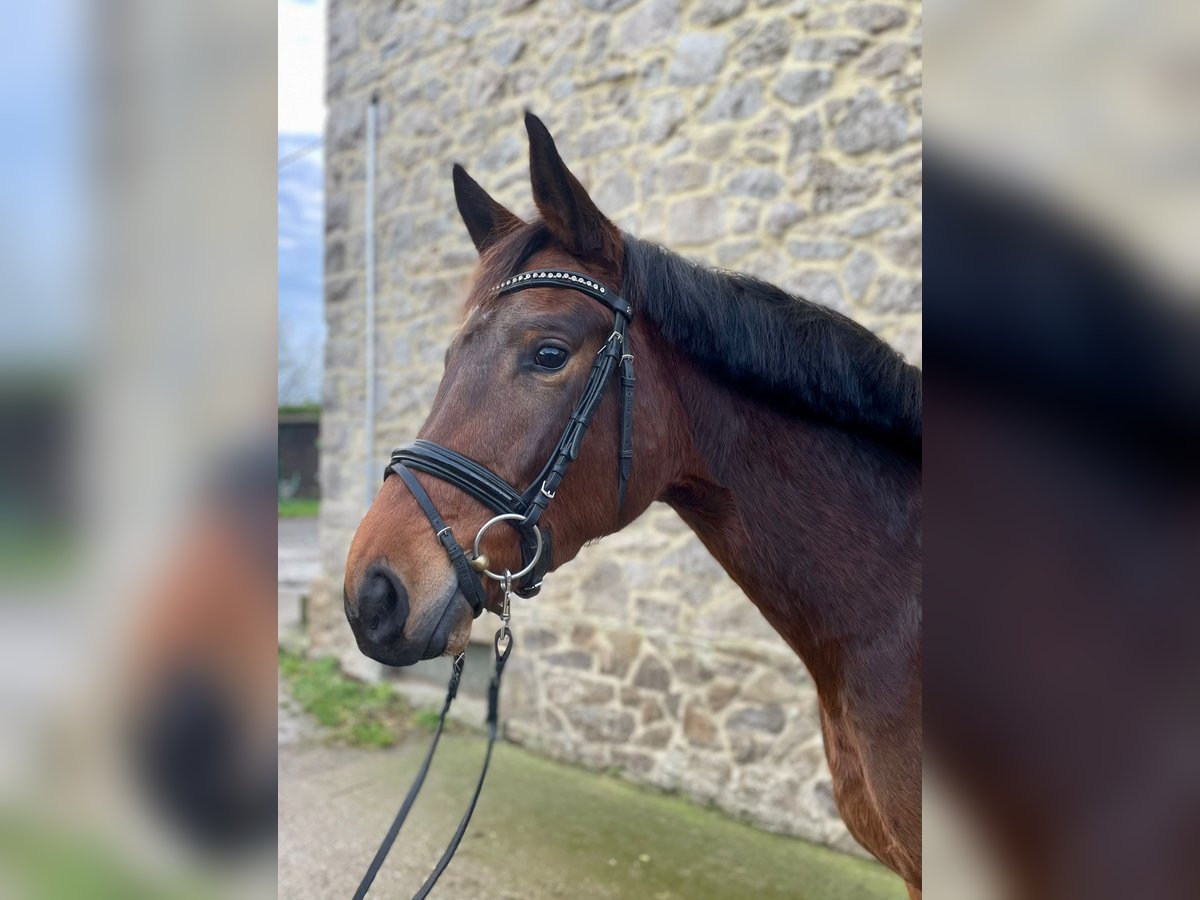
<box><xmin>344</xmin><ymin>113</ymin><xmax>922</xmax><ymax>896</ymax></box>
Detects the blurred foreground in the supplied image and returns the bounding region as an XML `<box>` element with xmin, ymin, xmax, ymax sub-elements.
<box><xmin>0</xmin><ymin>0</ymin><xmax>277</xmax><ymax>896</ymax></box>
<box><xmin>923</xmin><ymin>1</ymin><xmax>1200</xmax><ymax>897</ymax></box>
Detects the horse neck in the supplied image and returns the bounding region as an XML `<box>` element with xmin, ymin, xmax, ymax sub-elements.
<box><xmin>663</xmin><ymin>359</ymin><xmax>921</xmax><ymax>698</ymax></box>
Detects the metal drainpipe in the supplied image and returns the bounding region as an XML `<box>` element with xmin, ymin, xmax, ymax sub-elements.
<box><xmin>364</xmin><ymin>93</ymin><xmax>378</xmax><ymax>509</ymax></box>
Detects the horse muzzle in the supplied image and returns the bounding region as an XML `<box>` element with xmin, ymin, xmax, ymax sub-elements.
<box><xmin>345</xmin><ymin>564</ymin><xmax>468</xmax><ymax>666</ymax></box>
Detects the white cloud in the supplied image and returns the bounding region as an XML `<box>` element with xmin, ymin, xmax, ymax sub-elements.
<box><xmin>278</xmin><ymin>0</ymin><xmax>326</xmax><ymax>136</ymax></box>
<box><xmin>279</xmin><ymin>1</ymin><xmax>327</xmax><ymax>403</ymax></box>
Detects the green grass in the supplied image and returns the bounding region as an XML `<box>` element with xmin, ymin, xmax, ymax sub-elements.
<box><xmin>279</xmin><ymin>648</ymin><xmax>450</xmax><ymax>748</ymax></box>
<box><xmin>278</xmin><ymin>497</ymin><xmax>319</xmax><ymax>518</ymax></box>
<box><xmin>278</xmin><ymin>403</ymin><xmax>321</xmax><ymax>416</ymax></box>
<box><xmin>349</xmin><ymin>720</ymin><xmax>396</xmax><ymax>747</ymax></box>
<box><xmin>412</xmin><ymin>708</ymin><xmax>444</xmax><ymax>733</ymax></box>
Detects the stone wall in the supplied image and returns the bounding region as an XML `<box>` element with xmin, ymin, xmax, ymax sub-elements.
<box><xmin>314</xmin><ymin>0</ymin><xmax>921</xmax><ymax>854</ymax></box>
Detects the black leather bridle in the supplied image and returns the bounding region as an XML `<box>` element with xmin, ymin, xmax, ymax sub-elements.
<box><xmin>353</xmin><ymin>268</ymin><xmax>635</xmax><ymax>899</ymax></box>
<box><xmin>386</xmin><ymin>268</ymin><xmax>635</xmax><ymax>609</ymax></box>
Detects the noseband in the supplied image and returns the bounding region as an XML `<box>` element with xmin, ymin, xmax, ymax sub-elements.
<box><xmin>385</xmin><ymin>268</ymin><xmax>635</xmax><ymax>610</ymax></box>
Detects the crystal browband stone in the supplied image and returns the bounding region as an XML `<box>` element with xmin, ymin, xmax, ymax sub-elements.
<box><xmin>494</xmin><ymin>272</ymin><xmax>605</xmax><ymax>292</ymax></box>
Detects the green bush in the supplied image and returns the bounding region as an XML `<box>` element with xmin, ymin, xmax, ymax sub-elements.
<box><xmin>279</xmin><ymin>648</ymin><xmax>456</xmax><ymax>748</ymax></box>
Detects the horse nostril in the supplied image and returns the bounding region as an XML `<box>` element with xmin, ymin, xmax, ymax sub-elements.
<box><xmin>356</xmin><ymin>566</ymin><xmax>409</xmax><ymax>643</ymax></box>
<box><xmin>361</xmin><ymin>577</ymin><xmax>392</xmax><ymax>631</ymax></box>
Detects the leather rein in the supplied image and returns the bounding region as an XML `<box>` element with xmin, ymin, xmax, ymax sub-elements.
<box><xmin>353</xmin><ymin>269</ymin><xmax>635</xmax><ymax>898</ymax></box>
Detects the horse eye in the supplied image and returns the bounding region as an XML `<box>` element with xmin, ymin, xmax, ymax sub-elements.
<box><xmin>533</xmin><ymin>345</ymin><xmax>568</xmax><ymax>371</ymax></box>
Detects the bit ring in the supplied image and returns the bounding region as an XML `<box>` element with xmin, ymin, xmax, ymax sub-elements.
<box><xmin>471</xmin><ymin>513</ymin><xmax>543</xmax><ymax>582</ymax></box>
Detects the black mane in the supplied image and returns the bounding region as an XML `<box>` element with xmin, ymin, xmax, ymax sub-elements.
<box><xmin>622</xmin><ymin>235</ymin><xmax>922</xmax><ymax>456</ymax></box>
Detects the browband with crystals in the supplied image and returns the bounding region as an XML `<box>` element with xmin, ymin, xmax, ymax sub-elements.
<box><xmin>495</xmin><ymin>270</ymin><xmax>633</xmax><ymax>320</ymax></box>
<box><xmin>387</xmin><ymin>268</ymin><xmax>635</xmax><ymax>602</ymax></box>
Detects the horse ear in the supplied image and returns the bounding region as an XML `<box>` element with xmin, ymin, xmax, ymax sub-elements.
<box><xmin>525</xmin><ymin>111</ymin><xmax>620</xmax><ymax>264</ymax></box>
<box><xmin>452</xmin><ymin>164</ymin><xmax>522</xmax><ymax>253</ymax></box>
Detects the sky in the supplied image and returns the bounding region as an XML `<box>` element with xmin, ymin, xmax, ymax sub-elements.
<box><xmin>278</xmin><ymin>0</ymin><xmax>326</xmax><ymax>405</ymax></box>
<box><xmin>0</xmin><ymin>0</ymin><xmax>87</xmax><ymax>364</ymax></box>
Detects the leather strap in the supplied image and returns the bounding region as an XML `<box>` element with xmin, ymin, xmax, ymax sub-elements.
<box><xmin>495</xmin><ymin>268</ymin><xmax>633</xmax><ymax>320</ymax></box>
<box><xmin>353</xmin><ymin>630</ymin><xmax>512</xmax><ymax>899</ymax></box>
<box><xmin>410</xmin><ymin>630</ymin><xmax>511</xmax><ymax>899</ymax></box>
<box><xmin>351</xmin><ymin>654</ymin><xmax>465</xmax><ymax>900</ymax></box>
<box><xmin>522</xmin><ymin>321</ymin><xmax>628</xmax><ymax>524</ymax></box>
<box><xmin>391</xmin><ymin>441</ymin><xmax>528</xmax><ymax>517</ymax></box>
<box><xmin>618</xmin><ymin>351</ymin><xmax>635</xmax><ymax>511</ymax></box>
<box><xmin>389</xmin><ymin>463</ymin><xmax>488</xmax><ymax>617</ymax></box>
<box><xmin>390</xmin><ymin>443</ymin><xmax>551</xmax><ymax>599</ymax></box>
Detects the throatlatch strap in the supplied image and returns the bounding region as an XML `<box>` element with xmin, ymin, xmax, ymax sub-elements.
<box><xmin>389</xmin><ymin>463</ymin><xmax>487</xmax><ymax>617</ymax></box>
<box><xmin>619</xmin><ymin>352</ymin><xmax>635</xmax><ymax>511</ymax></box>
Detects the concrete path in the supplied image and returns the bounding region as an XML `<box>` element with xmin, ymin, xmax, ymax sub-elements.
<box><xmin>278</xmin><ymin>715</ymin><xmax>905</xmax><ymax>900</ymax></box>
